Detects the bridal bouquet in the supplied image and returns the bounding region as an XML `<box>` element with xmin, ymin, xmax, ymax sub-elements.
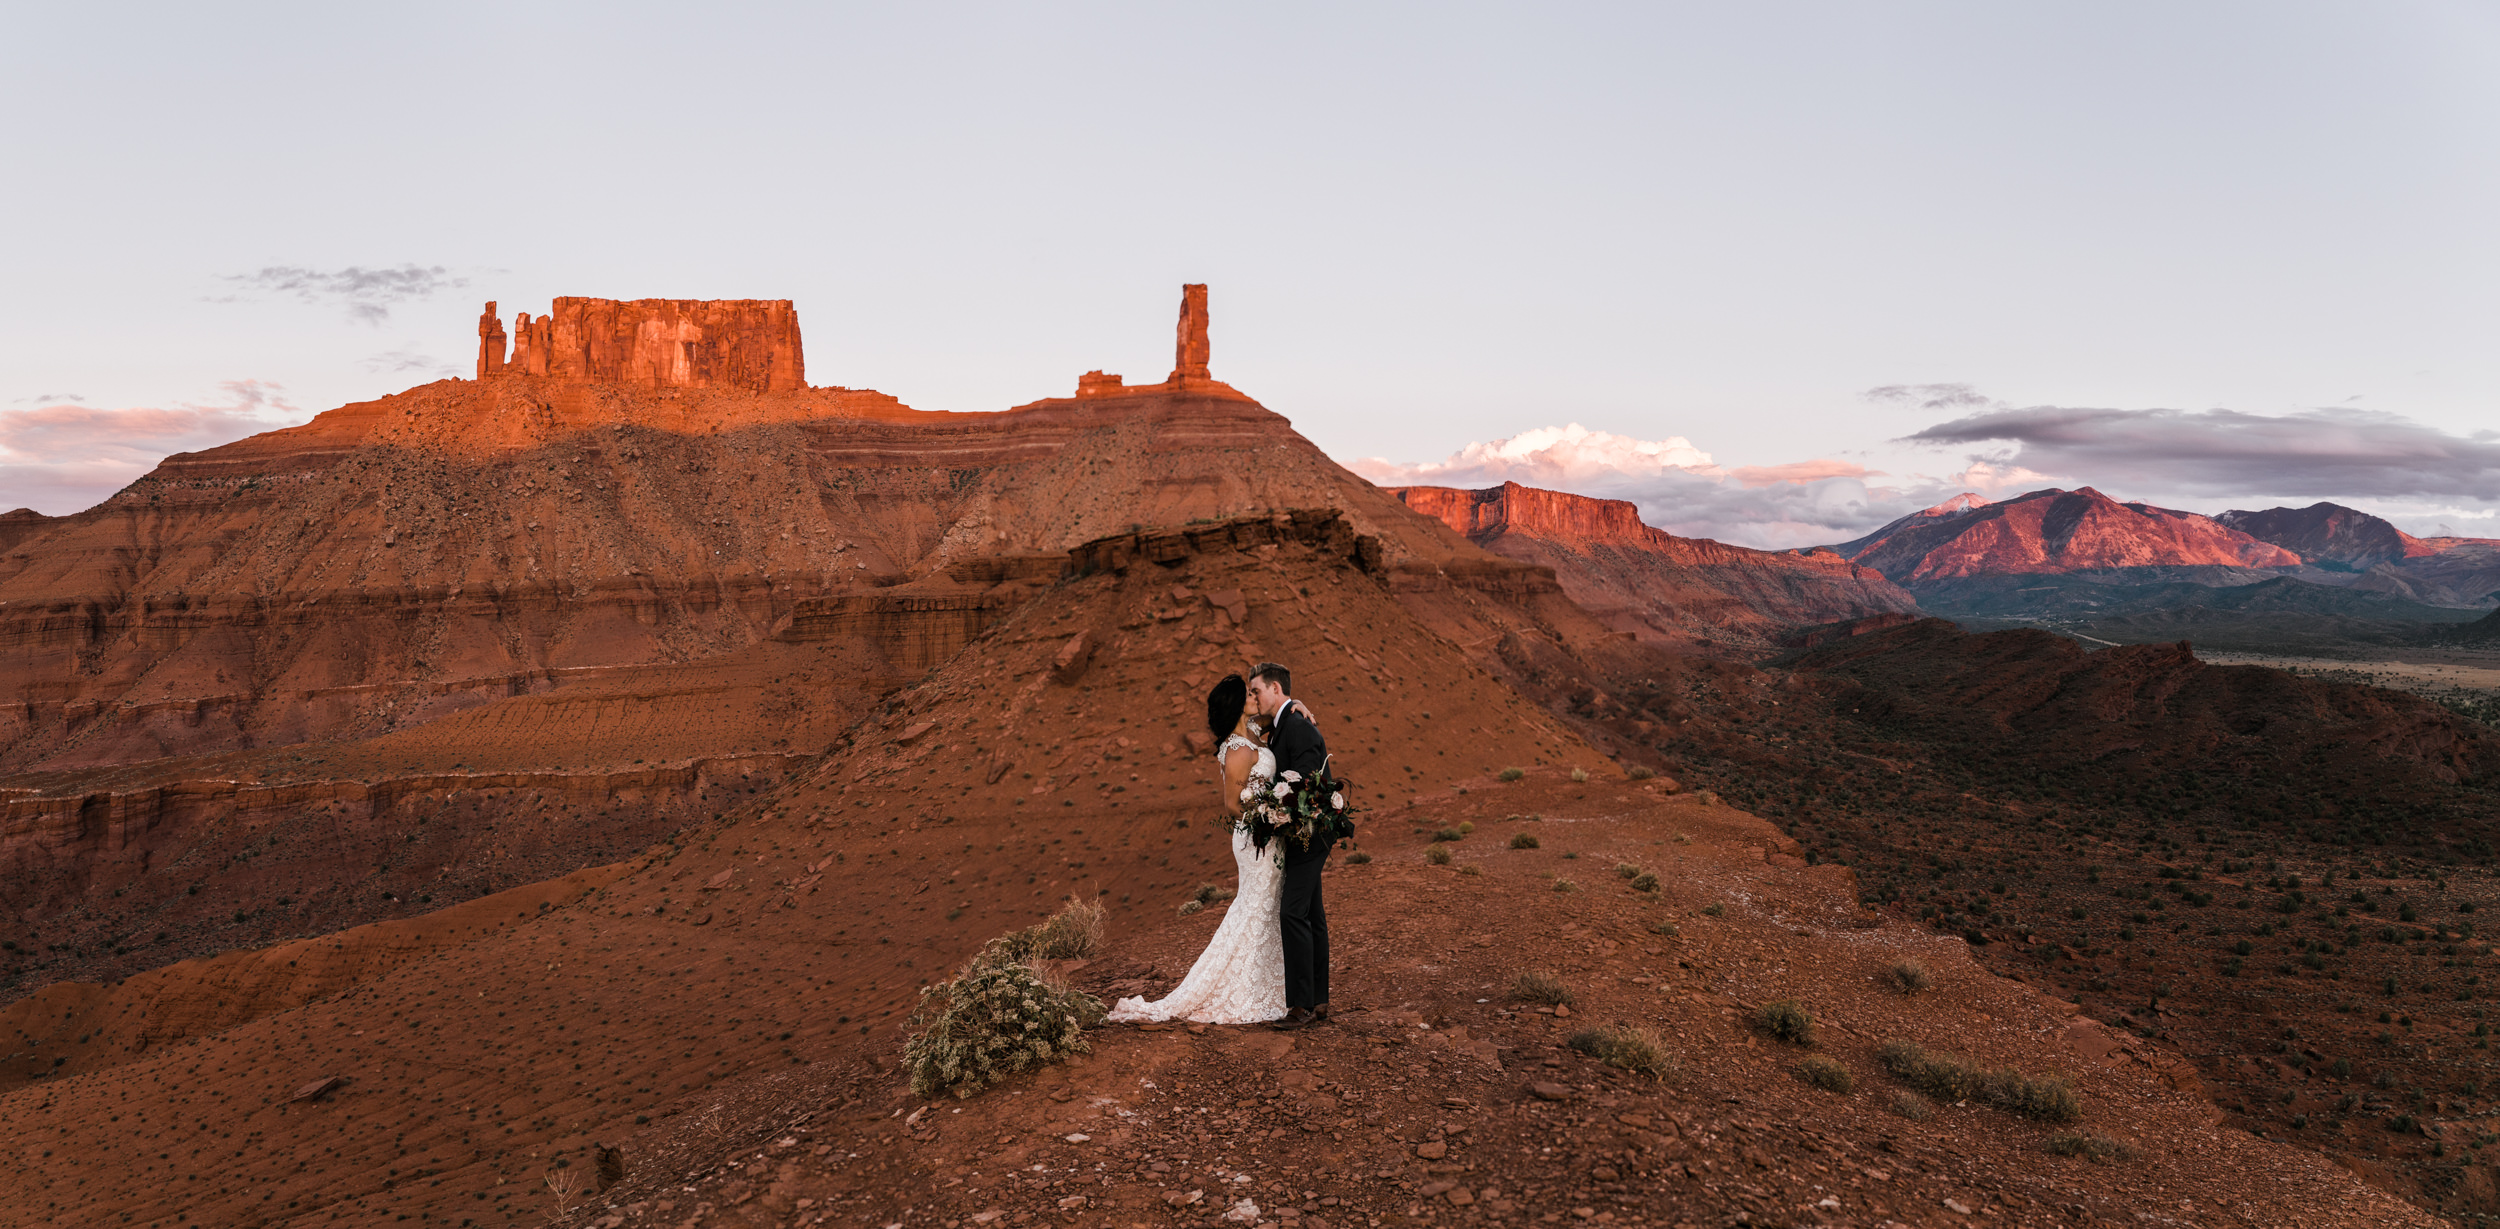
<box><xmin>1260</xmin><ymin>764</ymin><xmax>1360</xmax><ymax>854</ymax></box>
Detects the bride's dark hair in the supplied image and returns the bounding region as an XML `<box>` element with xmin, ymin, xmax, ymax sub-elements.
<box><xmin>1206</xmin><ymin>674</ymin><xmax>1247</xmax><ymax>742</ymax></box>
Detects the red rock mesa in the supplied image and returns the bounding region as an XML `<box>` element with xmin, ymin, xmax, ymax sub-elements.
<box><xmin>473</xmin><ymin>297</ymin><xmax>805</xmax><ymax>393</ymax></box>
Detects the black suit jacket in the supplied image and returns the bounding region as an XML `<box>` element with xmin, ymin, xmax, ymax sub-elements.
<box><xmin>1267</xmin><ymin>702</ymin><xmax>1334</xmax><ymax>865</ymax></box>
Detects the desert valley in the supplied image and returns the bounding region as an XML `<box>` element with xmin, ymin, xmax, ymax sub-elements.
<box><xmin>8</xmin><ymin>288</ymin><xmax>2500</xmax><ymax>1229</ymax></box>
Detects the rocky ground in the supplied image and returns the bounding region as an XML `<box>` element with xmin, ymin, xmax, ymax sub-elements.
<box><xmin>557</xmin><ymin>778</ymin><xmax>2430</xmax><ymax>1229</ymax></box>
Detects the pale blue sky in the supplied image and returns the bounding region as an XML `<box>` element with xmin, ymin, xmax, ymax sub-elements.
<box><xmin>4</xmin><ymin>2</ymin><xmax>2496</xmax><ymax>542</ymax></box>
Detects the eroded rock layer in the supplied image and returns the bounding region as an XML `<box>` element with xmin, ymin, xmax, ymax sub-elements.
<box><xmin>1391</xmin><ymin>481</ymin><xmax>1917</xmax><ymax>648</ymax></box>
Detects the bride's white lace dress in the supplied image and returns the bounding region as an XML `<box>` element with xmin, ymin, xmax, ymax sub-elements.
<box><xmin>1107</xmin><ymin>734</ymin><xmax>1287</xmax><ymax>1024</ymax></box>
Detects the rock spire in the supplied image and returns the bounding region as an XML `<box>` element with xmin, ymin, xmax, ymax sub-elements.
<box><xmin>475</xmin><ymin>301</ymin><xmax>507</xmax><ymax>379</ymax></box>
<box><xmin>1173</xmin><ymin>283</ymin><xmax>1210</xmax><ymax>382</ymax></box>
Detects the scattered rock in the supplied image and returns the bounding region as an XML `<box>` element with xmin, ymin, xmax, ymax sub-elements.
<box><xmin>289</xmin><ymin>1076</ymin><xmax>345</xmax><ymax>1103</ymax></box>
<box><xmin>1526</xmin><ymin>1082</ymin><xmax>1573</xmax><ymax>1101</ymax></box>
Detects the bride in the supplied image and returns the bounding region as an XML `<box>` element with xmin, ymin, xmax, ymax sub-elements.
<box><xmin>1107</xmin><ymin>674</ymin><xmax>1287</xmax><ymax>1025</ymax></box>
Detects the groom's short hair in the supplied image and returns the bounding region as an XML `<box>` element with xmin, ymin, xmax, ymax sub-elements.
<box><xmin>1249</xmin><ymin>662</ymin><xmax>1292</xmax><ymax>695</ymax></box>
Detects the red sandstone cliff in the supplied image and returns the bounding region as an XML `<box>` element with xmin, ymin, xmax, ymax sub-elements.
<box><xmin>1835</xmin><ymin>486</ymin><xmax>2302</xmax><ymax>584</ymax></box>
<box><xmin>1390</xmin><ymin>482</ymin><xmax>1918</xmax><ymax>648</ymax></box>
<box><xmin>478</xmin><ymin>297</ymin><xmax>805</xmax><ymax>393</ymax></box>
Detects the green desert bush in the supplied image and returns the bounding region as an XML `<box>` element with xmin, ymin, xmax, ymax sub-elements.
<box><xmin>1509</xmin><ymin>832</ymin><xmax>1541</xmax><ymax>850</ymax></box>
<box><xmin>1568</xmin><ymin>1024</ymin><xmax>1675</xmax><ymax>1079</ymax></box>
<box><xmin>1630</xmin><ymin>872</ymin><xmax>1660</xmax><ymax>894</ymax></box>
<box><xmin>904</xmin><ymin>960</ymin><xmax>1105</xmax><ymax>1099</ymax></box>
<box><xmin>1877</xmin><ymin>1040</ymin><xmax>2081</xmax><ymax>1123</ymax></box>
<box><xmin>1499</xmin><ymin>768</ymin><xmax>1526</xmax><ymax>781</ymax></box>
<box><xmin>1425</xmin><ymin>845</ymin><xmax>1452</xmax><ymax>866</ymax></box>
<box><xmin>1432</xmin><ymin>827</ymin><xmax>1466</xmax><ymax>843</ymax></box>
<box><xmin>1509</xmin><ymin>972</ymin><xmax>1576</xmax><ymax>1007</ymax></box>
<box><xmin>2045</xmin><ymin>1133</ymin><xmax>2139</xmax><ymax>1163</ymax></box>
<box><xmin>1755</xmin><ymin>1000</ymin><xmax>1816</xmax><ymax>1046</ymax></box>
<box><xmin>1885</xmin><ymin>958</ymin><xmax>1933</xmax><ymax>994</ymax></box>
<box><xmin>1797</xmin><ymin>1055</ymin><xmax>1855</xmax><ymax>1093</ymax></box>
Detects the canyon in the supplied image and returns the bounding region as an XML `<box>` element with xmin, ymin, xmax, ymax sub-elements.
<box><xmin>3</xmin><ymin>288</ymin><xmax>2494</xmax><ymax>1225</ymax></box>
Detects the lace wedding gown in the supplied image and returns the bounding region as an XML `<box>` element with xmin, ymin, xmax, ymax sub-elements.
<box><xmin>1107</xmin><ymin>734</ymin><xmax>1287</xmax><ymax>1024</ymax></box>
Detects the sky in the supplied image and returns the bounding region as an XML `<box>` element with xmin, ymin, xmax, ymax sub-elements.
<box><xmin>4</xmin><ymin>2</ymin><xmax>2496</xmax><ymax>546</ymax></box>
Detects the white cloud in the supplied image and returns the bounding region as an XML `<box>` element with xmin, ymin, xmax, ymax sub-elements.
<box><xmin>1349</xmin><ymin>422</ymin><xmax>1971</xmax><ymax>549</ymax></box>
<box><xmin>0</xmin><ymin>382</ymin><xmax>304</xmax><ymax>515</ymax></box>
<box><xmin>1350</xmin><ymin>422</ymin><xmax>1718</xmax><ymax>487</ymax></box>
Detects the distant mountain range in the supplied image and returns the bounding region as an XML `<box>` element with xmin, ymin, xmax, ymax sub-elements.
<box><xmin>1813</xmin><ymin>488</ymin><xmax>2500</xmax><ymax>625</ymax></box>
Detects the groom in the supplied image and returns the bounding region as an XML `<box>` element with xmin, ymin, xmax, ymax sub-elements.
<box><xmin>1248</xmin><ymin>662</ymin><xmax>1332</xmax><ymax>1030</ymax></box>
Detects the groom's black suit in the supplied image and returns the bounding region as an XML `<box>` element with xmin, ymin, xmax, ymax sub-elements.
<box><xmin>1268</xmin><ymin>700</ymin><xmax>1333</xmax><ymax>1011</ymax></box>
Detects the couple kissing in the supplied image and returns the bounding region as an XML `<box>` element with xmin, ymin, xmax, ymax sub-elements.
<box><xmin>1108</xmin><ymin>662</ymin><xmax>1354</xmax><ymax>1030</ymax></box>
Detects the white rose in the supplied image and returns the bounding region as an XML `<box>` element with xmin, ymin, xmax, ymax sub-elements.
<box><xmin>1272</xmin><ymin>782</ymin><xmax>1290</xmax><ymax>798</ymax></box>
<box><xmin>1330</xmin><ymin>791</ymin><xmax>1345</xmax><ymax>809</ymax></box>
<box><xmin>1281</xmin><ymin>770</ymin><xmax>1302</xmax><ymax>783</ymax></box>
<box><xmin>1239</xmin><ymin>785</ymin><xmax>1256</xmax><ymax>803</ymax></box>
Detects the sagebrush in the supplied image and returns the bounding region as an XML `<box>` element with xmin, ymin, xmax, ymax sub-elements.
<box><xmin>1755</xmin><ymin>1000</ymin><xmax>1815</xmax><ymax>1046</ymax></box>
<box><xmin>973</xmin><ymin>896</ymin><xmax>1104</xmax><ymax>968</ymax></box>
<box><xmin>1568</xmin><ymin>1024</ymin><xmax>1674</xmax><ymax>1079</ymax></box>
<box><xmin>1797</xmin><ymin>1055</ymin><xmax>1854</xmax><ymax>1094</ymax></box>
<box><xmin>1878</xmin><ymin>1040</ymin><xmax>2080</xmax><ymax>1123</ymax></box>
<box><xmin>2046</xmin><ymin>1133</ymin><xmax>2138</xmax><ymax>1163</ymax></box>
<box><xmin>1510</xmin><ymin>972</ymin><xmax>1575</xmax><ymax>1006</ymax></box>
<box><xmin>904</xmin><ymin>960</ymin><xmax>1105</xmax><ymax>1099</ymax></box>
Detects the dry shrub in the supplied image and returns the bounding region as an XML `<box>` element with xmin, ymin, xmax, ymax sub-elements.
<box><xmin>977</xmin><ymin>896</ymin><xmax>1105</xmax><ymax>967</ymax></box>
<box><xmin>1888</xmin><ymin>1091</ymin><xmax>1932</xmax><ymax>1121</ymax></box>
<box><xmin>1612</xmin><ymin>862</ymin><xmax>1642</xmax><ymax>879</ymax></box>
<box><xmin>1630</xmin><ymin>872</ymin><xmax>1660</xmax><ymax>893</ymax></box>
<box><xmin>1499</xmin><ymin>767</ymin><xmax>1526</xmax><ymax>781</ymax></box>
<box><xmin>1432</xmin><ymin>827</ymin><xmax>1466</xmax><ymax>843</ymax></box>
<box><xmin>1884</xmin><ymin>958</ymin><xmax>1933</xmax><ymax>994</ymax></box>
<box><xmin>1627</xmin><ymin>765</ymin><xmax>1655</xmax><ymax>780</ymax></box>
<box><xmin>2046</xmin><ymin>1133</ymin><xmax>2139</xmax><ymax>1163</ymax></box>
<box><xmin>1510</xmin><ymin>832</ymin><xmax>1541</xmax><ymax>850</ymax></box>
<box><xmin>1877</xmin><ymin>1040</ymin><xmax>2081</xmax><ymax>1123</ymax></box>
<box><xmin>1797</xmin><ymin>1055</ymin><xmax>1854</xmax><ymax>1094</ymax></box>
<box><xmin>1345</xmin><ymin>850</ymin><xmax>1373</xmax><ymax>864</ymax></box>
<box><xmin>1176</xmin><ymin>899</ymin><xmax>1204</xmax><ymax>916</ymax></box>
<box><xmin>1568</xmin><ymin>1024</ymin><xmax>1674</xmax><ymax>1079</ymax></box>
<box><xmin>1459</xmin><ymin>865</ymin><xmax>1482</xmax><ymax>877</ymax></box>
<box><xmin>1509</xmin><ymin>972</ymin><xmax>1576</xmax><ymax>1007</ymax></box>
<box><xmin>1651</xmin><ymin>920</ymin><xmax>1681</xmax><ymax>937</ymax></box>
<box><xmin>1552</xmin><ymin>878</ymin><xmax>1577</xmax><ymax>893</ymax></box>
<box><xmin>1570</xmin><ymin>767</ymin><xmax>1591</xmax><ymax>783</ymax></box>
<box><xmin>1426</xmin><ymin>845</ymin><xmax>1452</xmax><ymax>866</ymax></box>
<box><xmin>903</xmin><ymin>961</ymin><xmax>1105</xmax><ymax>1099</ymax></box>
<box><xmin>1755</xmin><ymin>1000</ymin><xmax>1816</xmax><ymax>1046</ymax></box>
